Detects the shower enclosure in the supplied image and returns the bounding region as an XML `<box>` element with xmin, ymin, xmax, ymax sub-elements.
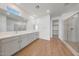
<box><xmin>64</xmin><ymin>13</ymin><xmax>79</xmax><ymax>54</ymax></box>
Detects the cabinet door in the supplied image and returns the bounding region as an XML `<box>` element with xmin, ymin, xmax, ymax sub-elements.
<box><xmin>20</xmin><ymin>33</ymin><xmax>39</xmax><ymax>49</ymax></box>
<box><xmin>34</xmin><ymin>32</ymin><xmax>39</xmax><ymax>39</ymax></box>
<box><xmin>2</xmin><ymin>37</ymin><xmax>19</xmax><ymax>56</ymax></box>
<box><xmin>20</xmin><ymin>34</ymin><xmax>29</xmax><ymax>48</ymax></box>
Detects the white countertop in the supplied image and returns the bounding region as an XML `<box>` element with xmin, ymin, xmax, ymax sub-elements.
<box><xmin>0</xmin><ymin>31</ymin><xmax>38</xmax><ymax>40</ymax></box>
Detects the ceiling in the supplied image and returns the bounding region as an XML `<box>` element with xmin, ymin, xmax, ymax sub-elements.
<box><xmin>16</xmin><ymin>3</ymin><xmax>79</xmax><ymax>19</ymax></box>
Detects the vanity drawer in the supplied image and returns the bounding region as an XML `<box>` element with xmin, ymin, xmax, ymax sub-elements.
<box><xmin>1</xmin><ymin>36</ymin><xmax>19</xmax><ymax>43</ymax></box>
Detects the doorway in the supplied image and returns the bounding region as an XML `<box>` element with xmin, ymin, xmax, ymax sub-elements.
<box><xmin>52</xmin><ymin>20</ymin><xmax>59</xmax><ymax>38</ymax></box>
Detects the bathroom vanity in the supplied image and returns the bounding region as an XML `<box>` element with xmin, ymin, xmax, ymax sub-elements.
<box><xmin>0</xmin><ymin>31</ymin><xmax>39</xmax><ymax>56</ymax></box>
<box><xmin>0</xmin><ymin>6</ymin><xmax>39</xmax><ymax>56</ymax></box>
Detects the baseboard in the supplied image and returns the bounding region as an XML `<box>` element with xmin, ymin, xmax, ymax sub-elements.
<box><xmin>39</xmin><ymin>38</ymin><xmax>50</xmax><ymax>40</ymax></box>
<box><xmin>60</xmin><ymin>39</ymin><xmax>79</xmax><ymax>56</ymax></box>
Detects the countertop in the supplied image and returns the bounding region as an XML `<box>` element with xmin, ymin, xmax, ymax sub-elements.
<box><xmin>0</xmin><ymin>31</ymin><xmax>38</xmax><ymax>40</ymax></box>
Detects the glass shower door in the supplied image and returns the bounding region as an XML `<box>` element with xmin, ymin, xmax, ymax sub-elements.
<box><xmin>64</xmin><ymin>14</ymin><xmax>79</xmax><ymax>54</ymax></box>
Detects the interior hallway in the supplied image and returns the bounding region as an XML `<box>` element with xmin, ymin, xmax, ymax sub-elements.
<box><xmin>15</xmin><ymin>38</ymin><xmax>73</xmax><ymax>56</ymax></box>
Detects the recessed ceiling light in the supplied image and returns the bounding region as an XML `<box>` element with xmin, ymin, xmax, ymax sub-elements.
<box><xmin>64</xmin><ymin>3</ymin><xmax>70</xmax><ymax>6</ymax></box>
<box><xmin>46</xmin><ymin>9</ymin><xmax>50</xmax><ymax>13</ymax></box>
<box><xmin>29</xmin><ymin>16</ymin><xmax>34</xmax><ymax>19</ymax></box>
<box><xmin>35</xmin><ymin>5</ymin><xmax>40</xmax><ymax>9</ymax></box>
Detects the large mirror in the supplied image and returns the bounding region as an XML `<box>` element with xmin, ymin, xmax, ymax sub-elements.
<box><xmin>0</xmin><ymin>9</ymin><xmax>27</xmax><ymax>33</ymax></box>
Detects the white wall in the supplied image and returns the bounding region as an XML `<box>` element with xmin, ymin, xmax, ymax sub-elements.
<box><xmin>27</xmin><ymin>19</ymin><xmax>34</xmax><ymax>31</ymax></box>
<box><xmin>27</xmin><ymin>18</ymin><xmax>39</xmax><ymax>31</ymax></box>
<box><xmin>38</xmin><ymin>15</ymin><xmax>50</xmax><ymax>40</ymax></box>
<box><xmin>27</xmin><ymin>15</ymin><xmax>51</xmax><ymax>40</ymax></box>
<box><xmin>0</xmin><ymin>14</ymin><xmax>7</xmax><ymax>32</ymax></box>
<box><xmin>59</xmin><ymin>17</ymin><xmax>64</xmax><ymax>40</ymax></box>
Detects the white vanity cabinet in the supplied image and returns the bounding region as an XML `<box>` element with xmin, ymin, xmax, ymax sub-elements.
<box><xmin>34</xmin><ymin>32</ymin><xmax>39</xmax><ymax>39</ymax></box>
<box><xmin>28</xmin><ymin>33</ymin><xmax>35</xmax><ymax>43</ymax></box>
<box><xmin>0</xmin><ymin>36</ymin><xmax>19</xmax><ymax>56</ymax></box>
<box><xmin>20</xmin><ymin>34</ymin><xmax>30</xmax><ymax>49</ymax></box>
<box><xmin>0</xmin><ymin>32</ymin><xmax>39</xmax><ymax>56</ymax></box>
<box><xmin>20</xmin><ymin>32</ymin><xmax>39</xmax><ymax>49</ymax></box>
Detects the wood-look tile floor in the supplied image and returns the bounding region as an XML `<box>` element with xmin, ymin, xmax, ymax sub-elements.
<box><xmin>15</xmin><ymin>38</ymin><xmax>74</xmax><ymax>56</ymax></box>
